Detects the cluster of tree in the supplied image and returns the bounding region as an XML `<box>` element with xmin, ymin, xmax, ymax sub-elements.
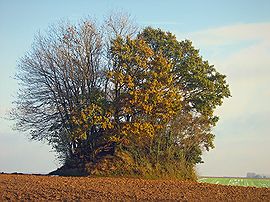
<box><xmin>246</xmin><ymin>172</ymin><xmax>269</xmax><ymax>179</ymax></box>
<box><xmin>12</xmin><ymin>14</ymin><xmax>230</xmax><ymax>179</ymax></box>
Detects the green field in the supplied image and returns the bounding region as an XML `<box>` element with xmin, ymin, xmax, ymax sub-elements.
<box><xmin>198</xmin><ymin>177</ymin><xmax>270</xmax><ymax>188</ymax></box>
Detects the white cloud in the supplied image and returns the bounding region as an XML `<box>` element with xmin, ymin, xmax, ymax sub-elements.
<box><xmin>177</xmin><ymin>23</ymin><xmax>270</xmax><ymax>118</ymax></box>
<box><xmin>177</xmin><ymin>22</ymin><xmax>270</xmax><ymax>68</ymax></box>
<box><xmin>190</xmin><ymin>22</ymin><xmax>270</xmax><ymax>46</ymax></box>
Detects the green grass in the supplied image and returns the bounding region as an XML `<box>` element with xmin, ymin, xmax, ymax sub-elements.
<box><xmin>198</xmin><ymin>177</ymin><xmax>270</xmax><ymax>188</ymax></box>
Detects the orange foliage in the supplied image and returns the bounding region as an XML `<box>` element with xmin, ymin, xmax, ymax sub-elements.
<box><xmin>108</xmin><ymin>37</ymin><xmax>182</xmax><ymax>144</ymax></box>
<box><xmin>70</xmin><ymin>104</ymin><xmax>113</xmax><ymax>140</ymax></box>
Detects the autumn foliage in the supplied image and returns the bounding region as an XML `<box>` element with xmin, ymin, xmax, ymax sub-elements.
<box><xmin>13</xmin><ymin>15</ymin><xmax>230</xmax><ymax>179</ymax></box>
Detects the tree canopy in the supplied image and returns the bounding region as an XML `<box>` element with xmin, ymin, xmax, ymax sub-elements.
<box><xmin>12</xmin><ymin>15</ymin><xmax>230</xmax><ymax>179</ymax></box>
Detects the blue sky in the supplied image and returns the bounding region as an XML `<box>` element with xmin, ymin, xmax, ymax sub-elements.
<box><xmin>0</xmin><ymin>0</ymin><xmax>270</xmax><ymax>176</ymax></box>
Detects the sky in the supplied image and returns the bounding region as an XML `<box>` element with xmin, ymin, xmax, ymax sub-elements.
<box><xmin>0</xmin><ymin>0</ymin><xmax>269</xmax><ymax>177</ymax></box>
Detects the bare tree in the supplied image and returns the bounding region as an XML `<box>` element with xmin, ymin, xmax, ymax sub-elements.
<box><xmin>11</xmin><ymin>15</ymin><xmax>138</xmax><ymax>163</ymax></box>
<box><xmin>103</xmin><ymin>12</ymin><xmax>138</xmax><ymax>40</ymax></box>
<box><xmin>13</xmin><ymin>19</ymin><xmax>103</xmax><ymax>162</ymax></box>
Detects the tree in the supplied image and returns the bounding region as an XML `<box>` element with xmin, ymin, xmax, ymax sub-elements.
<box><xmin>107</xmin><ymin>36</ymin><xmax>181</xmax><ymax>143</ymax></box>
<box><xmin>12</xmin><ymin>16</ymin><xmax>230</xmax><ymax>179</ymax></box>
<box><xmin>138</xmin><ymin>28</ymin><xmax>231</xmax><ymax>164</ymax></box>
<box><xmin>12</xmin><ymin>18</ymin><xmax>109</xmax><ymax>163</ymax></box>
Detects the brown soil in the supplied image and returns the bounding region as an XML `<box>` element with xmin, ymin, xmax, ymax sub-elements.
<box><xmin>0</xmin><ymin>174</ymin><xmax>269</xmax><ymax>201</ymax></box>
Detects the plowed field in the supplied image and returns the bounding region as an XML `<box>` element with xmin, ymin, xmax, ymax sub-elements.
<box><xmin>0</xmin><ymin>174</ymin><xmax>269</xmax><ymax>201</ymax></box>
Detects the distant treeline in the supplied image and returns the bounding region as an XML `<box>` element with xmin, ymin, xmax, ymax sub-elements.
<box><xmin>246</xmin><ymin>172</ymin><xmax>269</xmax><ymax>179</ymax></box>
